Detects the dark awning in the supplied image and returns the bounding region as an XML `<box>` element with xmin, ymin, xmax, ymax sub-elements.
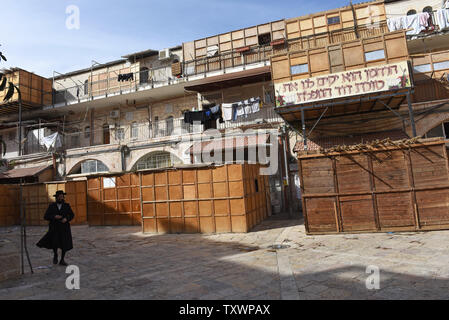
<box><xmin>185</xmin><ymin>66</ymin><xmax>271</xmax><ymax>92</ymax></box>
<box><xmin>0</xmin><ymin>165</ymin><xmax>52</xmax><ymax>180</ymax></box>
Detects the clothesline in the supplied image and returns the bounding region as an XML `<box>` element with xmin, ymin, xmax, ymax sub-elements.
<box><xmin>183</xmin><ymin>97</ymin><xmax>262</xmax><ymax>125</ymax></box>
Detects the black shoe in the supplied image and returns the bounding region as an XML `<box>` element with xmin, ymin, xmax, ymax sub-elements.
<box><xmin>59</xmin><ymin>260</ymin><xmax>68</xmax><ymax>266</ymax></box>
<box><xmin>53</xmin><ymin>256</ymin><xmax>58</xmax><ymax>264</ymax></box>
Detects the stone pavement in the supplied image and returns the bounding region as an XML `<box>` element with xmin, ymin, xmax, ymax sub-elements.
<box><xmin>1</xmin><ymin>214</ymin><xmax>449</xmax><ymax>300</ymax></box>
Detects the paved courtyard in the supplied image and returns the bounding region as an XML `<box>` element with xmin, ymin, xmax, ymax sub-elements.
<box><xmin>1</xmin><ymin>214</ymin><xmax>449</xmax><ymax>300</ymax></box>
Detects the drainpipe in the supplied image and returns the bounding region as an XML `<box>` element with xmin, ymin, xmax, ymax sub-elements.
<box><xmin>277</xmin><ymin>133</ymin><xmax>286</xmax><ymax>214</ymax></box>
<box><xmin>282</xmin><ymin>125</ymin><xmax>293</xmax><ymax>218</ymax></box>
<box><xmin>52</xmin><ymin>153</ymin><xmax>57</xmax><ymax>180</ymax></box>
<box><xmin>121</xmin><ymin>145</ymin><xmax>130</xmax><ymax>171</ymax></box>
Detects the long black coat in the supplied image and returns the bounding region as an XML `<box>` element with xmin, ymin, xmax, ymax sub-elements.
<box><xmin>36</xmin><ymin>202</ymin><xmax>75</xmax><ymax>251</ymax></box>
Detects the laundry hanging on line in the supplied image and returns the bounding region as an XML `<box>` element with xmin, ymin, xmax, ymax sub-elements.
<box><xmin>387</xmin><ymin>12</ymin><xmax>432</xmax><ymax>35</ymax></box>
<box><xmin>436</xmin><ymin>8</ymin><xmax>449</xmax><ymax>30</ymax></box>
<box><xmin>221</xmin><ymin>97</ymin><xmax>261</xmax><ymax>122</ymax></box>
<box><xmin>118</xmin><ymin>73</ymin><xmax>134</xmax><ymax>82</ymax></box>
<box><xmin>183</xmin><ymin>105</ymin><xmax>223</xmax><ymax>125</ymax></box>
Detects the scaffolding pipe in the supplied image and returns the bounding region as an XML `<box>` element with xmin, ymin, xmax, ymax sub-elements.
<box><xmin>407</xmin><ymin>92</ymin><xmax>417</xmax><ymax>137</ymax></box>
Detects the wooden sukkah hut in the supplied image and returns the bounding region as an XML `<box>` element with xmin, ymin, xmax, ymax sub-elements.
<box><xmin>86</xmin><ymin>163</ymin><xmax>271</xmax><ymax>233</ymax></box>
<box><xmin>297</xmin><ymin>137</ymin><xmax>449</xmax><ymax>234</ymax></box>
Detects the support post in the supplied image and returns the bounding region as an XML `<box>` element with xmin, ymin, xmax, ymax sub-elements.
<box><xmin>301</xmin><ymin>109</ymin><xmax>307</xmax><ymax>151</ymax></box>
<box><xmin>407</xmin><ymin>92</ymin><xmax>417</xmax><ymax>137</ymax></box>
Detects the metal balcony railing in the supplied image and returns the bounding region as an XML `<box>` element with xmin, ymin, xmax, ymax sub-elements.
<box><xmin>53</xmin><ymin>65</ymin><xmax>180</xmax><ymax>106</ymax></box>
<box><xmin>183</xmin><ymin>45</ymin><xmax>273</xmax><ymax>77</ymax></box>
<box><xmin>59</xmin><ymin>106</ymin><xmax>283</xmax><ymax>151</ymax></box>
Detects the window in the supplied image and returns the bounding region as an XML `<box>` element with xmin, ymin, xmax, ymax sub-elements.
<box><xmin>423</xmin><ymin>6</ymin><xmax>432</xmax><ymax>13</ymax></box>
<box><xmin>103</xmin><ymin>177</ymin><xmax>116</xmax><ymax>188</ymax></box>
<box><xmin>115</xmin><ymin>127</ymin><xmax>125</xmax><ymax>141</ymax></box>
<box><xmin>131</xmin><ymin>122</ymin><xmax>138</xmax><ymax>139</ymax></box>
<box><xmin>365</xmin><ymin>49</ymin><xmax>385</xmax><ymax>62</ymax></box>
<box><xmin>70</xmin><ymin>135</ymin><xmax>80</xmax><ymax>148</ymax></box>
<box><xmin>426</xmin><ymin>124</ymin><xmax>444</xmax><ymax>138</ymax></box>
<box><xmin>140</xmin><ymin>67</ymin><xmax>149</xmax><ymax>85</ymax></box>
<box><xmin>135</xmin><ymin>152</ymin><xmax>180</xmax><ymax>170</ymax></box>
<box><xmin>414</xmin><ymin>64</ymin><xmax>432</xmax><ymax>73</ymax></box>
<box><xmin>84</xmin><ymin>126</ymin><xmax>90</xmax><ymax>139</ymax></box>
<box><xmin>290</xmin><ymin>64</ymin><xmax>308</xmax><ymax>75</ymax></box>
<box><xmin>327</xmin><ymin>16</ymin><xmax>340</xmax><ymax>25</ymax></box>
<box><xmin>84</xmin><ymin>80</ymin><xmax>89</xmax><ymax>95</ymax></box>
<box><xmin>433</xmin><ymin>61</ymin><xmax>449</xmax><ymax>71</ymax></box>
<box><xmin>165</xmin><ymin>116</ymin><xmax>174</xmax><ymax>136</ymax></box>
<box><xmin>80</xmin><ymin>160</ymin><xmax>108</xmax><ymax>174</ymax></box>
<box><xmin>258</xmin><ymin>33</ymin><xmax>271</xmax><ymax>46</ymax></box>
<box><xmin>407</xmin><ymin>9</ymin><xmax>417</xmax><ymax>15</ymax></box>
<box><xmin>425</xmin><ymin>122</ymin><xmax>449</xmax><ymax>139</ymax></box>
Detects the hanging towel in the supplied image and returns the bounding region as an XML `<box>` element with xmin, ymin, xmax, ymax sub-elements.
<box><xmin>210</xmin><ymin>105</ymin><xmax>220</xmax><ymax>114</ymax></box>
<box><xmin>387</xmin><ymin>17</ymin><xmax>404</xmax><ymax>31</ymax></box>
<box><xmin>404</xmin><ymin>14</ymin><xmax>426</xmax><ymax>35</ymax></box>
<box><xmin>437</xmin><ymin>9</ymin><xmax>449</xmax><ymax>29</ymax></box>
<box><xmin>222</xmin><ymin>103</ymin><xmax>234</xmax><ymax>121</ymax></box>
<box><xmin>235</xmin><ymin>102</ymin><xmax>245</xmax><ymax>119</ymax></box>
<box><xmin>249</xmin><ymin>97</ymin><xmax>261</xmax><ymax>113</ymax></box>
<box><xmin>419</xmin><ymin>12</ymin><xmax>430</xmax><ymax>27</ymax></box>
<box><xmin>243</xmin><ymin>100</ymin><xmax>252</xmax><ymax>117</ymax></box>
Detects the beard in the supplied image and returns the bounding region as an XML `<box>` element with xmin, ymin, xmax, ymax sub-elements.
<box><xmin>57</xmin><ymin>199</ymin><xmax>65</xmax><ymax>204</ymax></box>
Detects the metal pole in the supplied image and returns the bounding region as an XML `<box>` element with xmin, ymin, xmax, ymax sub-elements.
<box><xmin>23</xmin><ymin>199</ymin><xmax>33</xmax><ymax>274</ymax></box>
<box><xmin>407</xmin><ymin>92</ymin><xmax>417</xmax><ymax>137</ymax></box>
<box><xmin>19</xmin><ymin>180</ymin><xmax>24</xmax><ymax>275</ymax></box>
<box><xmin>301</xmin><ymin>108</ymin><xmax>307</xmax><ymax>151</ymax></box>
<box><xmin>16</xmin><ymin>85</ymin><xmax>22</xmax><ymax>157</ymax></box>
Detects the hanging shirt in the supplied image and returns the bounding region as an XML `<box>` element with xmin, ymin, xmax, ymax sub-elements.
<box><xmin>222</xmin><ymin>103</ymin><xmax>234</xmax><ymax>121</ymax></box>
<box><xmin>436</xmin><ymin>9</ymin><xmax>449</xmax><ymax>29</ymax></box>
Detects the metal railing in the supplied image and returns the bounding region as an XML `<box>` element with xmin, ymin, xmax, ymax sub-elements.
<box><xmin>183</xmin><ymin>44</ymin><xmax>273</xmax><ymax>77</ymax></box>
<box><xmin>60</xmin><ymin>106</ymin><xmax>283</xmax><ymax>151</ymax></box>
<box><xmin>274</xmin><ymin>21</ymin><xmax>390</xmax><ymax>56</ymax></box>
<box><xmin>62</xmin><ymin>117</ymin><xmax>195</xmax><ymax>150</ymax></box>
<box><xmin>217</xmin><ymin>105</ymin><xmax>283</xmax><ymax>130</ymax></box>
<box><xmin>53</xmin><ymin>65</ymin><xmax>179</xmax><ymax>106</ymax></box>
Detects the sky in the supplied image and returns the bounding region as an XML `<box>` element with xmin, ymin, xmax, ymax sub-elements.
<box><xmin>0</xmin><ymin>0</ymin><xmax>349</xmax><ymax>78</ymax></box>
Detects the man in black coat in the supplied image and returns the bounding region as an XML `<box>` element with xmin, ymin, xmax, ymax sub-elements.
<box><xmin>36</xmin><ymin>190</ymin><xmax>75</xmax><ymax>266</ymax></box>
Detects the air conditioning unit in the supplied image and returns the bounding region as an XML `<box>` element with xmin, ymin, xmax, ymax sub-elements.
<box><xmin>109</xmin><ymin>110</ymin><xmax>120</xmax><ymax>119</ymax></box>
<box><xmin>159</xmin><ymin>48</ymin><xmax>171</xmax><ymax>60</ymax></box>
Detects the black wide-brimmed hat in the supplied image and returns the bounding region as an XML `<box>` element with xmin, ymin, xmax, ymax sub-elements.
<box><xmin>53</xmin><ymin>190</ymin><xmax>67</xmax><ymax>197</ymax></box>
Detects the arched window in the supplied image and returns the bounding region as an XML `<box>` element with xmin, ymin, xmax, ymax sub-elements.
<box><xmin>407</xmin><ymin>9</ymin><xmax>417</xmax><ymax>15</ymax></box>
<box><xmin>134</xmin><ymin>151</ymin><xmax>181</xmax><ymax>170</ymax></box>
<box><xmin>71</xmin><ymin>160</ymin><xmax>109</xmax><ymax>174</ymax></box>
<box><xmin>84</xmin><ymin>80</ymin><xmax>89</xmax><ymax>95</ymax></box>
<box><xmin>140</xmin><ymin>67</ymin><xmax>149</xmax><ymax>84</ymax></box>
<box><xmin>423</xmin><ymin>6</ymin><xmax>432</xmax><ymax>13</ymax></box>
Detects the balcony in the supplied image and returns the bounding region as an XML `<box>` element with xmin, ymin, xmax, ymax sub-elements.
<box><xmin>52</xmin><ymin>65</ymin><xmax>185</xmax><ymax>107</ymax></box>
<box><xmin>60</xmin><ymin>106</ymin><xmax>283</xmax><ymax>151</ymax></box>
<box><xmin>182</xmin><ymin>45</ymin><xmax>273</xmax><ymax>78</ymax></box>
<box><xmin>274</xmin><ymin>22</ymin><xmax>390</xmax><ymax>57</ymax></box>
